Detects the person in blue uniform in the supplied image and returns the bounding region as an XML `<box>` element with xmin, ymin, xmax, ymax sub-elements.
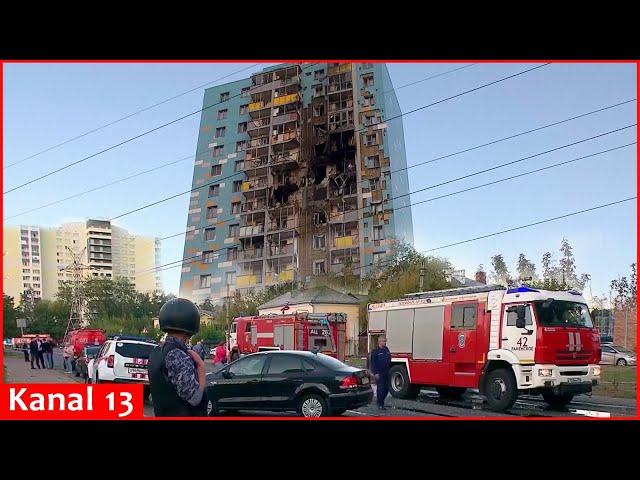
<box><xmin>370</xmin><ymin>336</ymin><xmax>391</xmax><ymax>410</ymax></box>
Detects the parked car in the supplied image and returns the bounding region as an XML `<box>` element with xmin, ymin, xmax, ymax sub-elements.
<box><xmin>88</xmin><ymin>336</ymin><xmax>157</xmax><ymax>398</ymax></box>
<box><xmin>205</xmin><ymin>350</ymin><xmax>373</xmax><ymax>417</ymax></box>
<box><xmin>600</xmin><ymin>344</ymin><xmax>637</xmax><ymax>366</ymax></box>
<box><xmin>75</xmin><ymin>345</ymin><xmax>101</xmax><ymax>380</ymax></box>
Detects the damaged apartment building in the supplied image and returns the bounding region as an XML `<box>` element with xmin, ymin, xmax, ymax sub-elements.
<box><xmin>179</xmin><ymin>63</ymin><xmax>413</xmax><ymax>304</ymax></box>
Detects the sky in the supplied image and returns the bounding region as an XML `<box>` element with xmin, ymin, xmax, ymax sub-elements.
<box><xmin>2</xmin><ymin>62</ymin><xmax>637</xmax><ymax>303</ymax></box>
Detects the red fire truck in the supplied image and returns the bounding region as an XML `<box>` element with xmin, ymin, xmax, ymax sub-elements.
<box><xmin>228</xmin><ymin>313</ymin><xmax>347</xmax><ymax>361</ymax></box>
<box><xmin>367</xmin><ymin>285</ymin><xmax>601</xmax><ymax>411</ymax></box>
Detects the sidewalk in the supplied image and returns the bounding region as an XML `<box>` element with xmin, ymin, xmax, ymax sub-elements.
<box><xmin>3</xmin><ymin>350</ymin><xmax>83</xmax><ymax>384</ymax></box>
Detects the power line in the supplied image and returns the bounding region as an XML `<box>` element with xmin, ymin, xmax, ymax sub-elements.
<box><xmin>3</xmin><ymin>62</ymin><xmax>322</xmax><ymax>194</ymax></box>
<box><xmin>147</xmin><ymin>123</ymin><xmax>636</xmax><ymax>243</ymax></box>
<box><xmin>3</xmin><ymin>64</ymin><xmax>484</xmax><ymax>220</ymax></box>
<box><xmin>139</xmin><ymin>141</ymin><xmax>634</xmax><ymax>278</ymax></box>
<box><xmin>109</xmin><ymin>63</ymin><xmax>552</xmax><ymax>221</ymax></box>
<box><xmin>3</xmin><ymin>64</ymin><xmax>262</xmax><ymax>170</ymax></box>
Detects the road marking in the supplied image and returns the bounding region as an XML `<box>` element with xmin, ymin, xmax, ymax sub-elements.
<box><xmin>569</xmin><ymin>409</ymin><xmax>611</xmax><ymax>418</ymax></box>
<box><xmin>346</xmin><ymin>409</ymin><xmax>368</xmax><ymax>416</ymax></box>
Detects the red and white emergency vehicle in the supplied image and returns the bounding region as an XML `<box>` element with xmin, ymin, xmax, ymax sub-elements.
<box><xmin>367</xmin><ymin>285</ymin><xmax>601</xmax><ymax>411</ymax></box>
<box><xmin>64</xmin><ymin>328</ymin><xmax>106</xmax><ymax>358</ymax></box>
<box><xmin>228</xmin><ymin>313</ymin><xmax>347</xmax><ymax>361</ymax></box>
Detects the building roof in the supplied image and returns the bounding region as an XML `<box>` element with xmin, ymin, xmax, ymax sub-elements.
<box><xmin>258</xmin><ymin>286</ymin><xmax>361</xmax><ymax>310</ymax></box>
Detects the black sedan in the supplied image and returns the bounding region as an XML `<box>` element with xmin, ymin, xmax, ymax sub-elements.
<box><xmin>205</xmin><ymin>351</ymin><xmax>373</xmax><ymax>417</ymax></box>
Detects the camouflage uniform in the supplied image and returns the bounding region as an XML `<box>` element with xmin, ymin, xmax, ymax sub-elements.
<box><xmin>164</xmin><ymin>336</ymin><xmax>204</xmax><ymax>406</ymax></box>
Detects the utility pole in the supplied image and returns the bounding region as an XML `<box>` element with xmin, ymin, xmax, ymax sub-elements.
<box><xmin>419</xmin><ymin>260</ymin><xmax>425</xmax><ymax>291</ymax></box>
<box><xmin>60</xmin><ymin>246</ymin><xmax>89</xmax><ymax>343</ymax></box>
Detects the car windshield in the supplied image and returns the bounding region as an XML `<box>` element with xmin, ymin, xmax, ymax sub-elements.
<box><xmin>615</xmin><ymin>347</ymin><xmax>634</xmax><ymax>355</ymax></box>
<box><xmin>86</xmin><ymin>346</ymin><xmax>100</xmax><ymax>356</ymax></box>
<box><xmin>533</xmin><ymin>300</ymin><xmax>593</xmax><ymax>328</ymax></box>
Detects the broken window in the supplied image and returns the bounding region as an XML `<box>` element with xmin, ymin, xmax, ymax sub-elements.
<box><xmin>313</xmin><ymin>211</ymin><xmax>327</xmax><ymax>225</ymax></box>
<box><xmin>314</xmin><ymin>260</ymin><xmax>326</xmax><ymax>275</ymax></box>
<box><xmin>313</xmin><ymin>105</ymin><xmax>325</xmax><ymax>117</ymax></box>
<box><xmin>213</xmin><ymin>145</ymin><xmax>224</xmax><ymax>156</ymax></box>
<box><xmin>373</xmin><ymin>225</ymin><xmax>384</xmax><ymax>240</ymax></box>
<box><xmin>227</xmin><ymin>248</ymin><xmax>238</xmax><ymax>261</ymax></box>
<box><xmin>238</xmin><ymin>122</ymin><xmax>247</xmax><ymax>133</ymax></box>
<box><xmin>220</xmin><ymin>92</ymin><xmax>230</xmax><ymax>102</ymax></box>
<box><xmin>361</xmin><ymin>96</ymin><xmax>376</xmax><ymax>107</ymax></box>
<box><xmin>239</xmin><ymin>104</ymin><xmax>248</xmax><ymax>115</ymax></box>
<box><xmin>226</xmin><ymin>271</ymin><xmax>236</xmax><ymax>285</ymax></box>
<box><xmin>373</xmin><ymin>252</ymin><xmax>385</xmax><ymax>265</ymax></box>
<box><xmin>362</xmin><ymin>74</ymin><xmax>374</xmax><ymax>88</ymax></box>
<box><xmin>229</xmin><ymin>224</ymin><xmax>240</xmax><ymax>237</ymax></box>
<box><xmin>236</xmin><ymin>141</ymin><xmax>247</xmax><ymax>152</ymax></box>
<box><xmin>313</xmin><ymin>235</ymin><xmax>326</xmax><ymax>250</ymax></box>
<box><xmin>241</xmin><ymin>87</ymin><xmax>250</xmax><ymax>97</ymax></box>
<box><xmin>365</xmin><ymin>155</ymin><xmax>380</xmax><ymax>168</ymax></box>
<box><xmin>211</xmin><ymin>164</ymin><xmax>222</xmax><ymax>176</ymax></box>
<box><xmin>217</xmin><ymin>109</ymin><xmax>228</xmax><ymax>120</ymax></box>
<box><xmin>215</xmin><ymin>127</ymin><xmax>226</xmax><ymax>138</ymax></box>
<box><xmin>200</xmin><ymin>275</ymin><xmax>211</xmax><ymax>288</ymax></box>
<box><xmin>372</xmin><ymin>202</ymin><xmax>383</xmax><ymax>215</ymax></box>
<box><xmin>203</xmin><ymin>251</ymin><xmax>215</xmax><ymax>264</ymax></box>
<box><xmin>206</xmin><ymin>206</ymin><xmax>218</xmax><ymax>219</ymax></box>
<box><xmin>312</xmin><ymin>84</ymin><xmax>324</xmax><ymax>98</ymax></box>
<box><xmin>231</xmin><ymin>202</ymin><xmax>241</xmax><ymax>214</ymax></box>
<box><xmin>369</xmin><ymin>178</ymin><xmax>380</xmax><ymax>191</ymax></box>
<box><xmin>234</xmin><ymin>160</ymin><xmax>245</xmax><ymax>172</ymax></box>
<box><xmin>314</xmin><ymin>69</ymin><xmax>325</xmax><ymax>80</ymax></box>
<box><xmin>233</xmin><ymin>180</ymin><xmax>243</xmax><ymax>193</ymax></box>
<box><xmin>364</xmin><ymin>133</ymin><xmax>378</xmax><ymax>146</ymax></box>
<box><xmin>208</xmin><ymin>184</ymin><xmax>220</xmax><ymax>197</ymax></box>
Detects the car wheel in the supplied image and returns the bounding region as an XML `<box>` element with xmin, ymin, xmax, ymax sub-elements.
<box><xmin>298</xmin><ymin>394</ymin><xmax>328</xmax><ymax>418</ymax></box>
<box><xmin>388</xmin><ymin>365</ymin><xmax>420</xmax><ymax>399</ymax></box>
<box><xmin>331</xmin><ymin>408</ymin><xmax>347</xmax><ymax>416</ymax></box>
<box><xmin>436</xmin><ymin>386</ymin><xmax>467</xmax><ymax>400</ymax></box>
<box><xmin>206</xmin><ymin>400</ymin><xmax>219</xmax><ymax>417</ymax></box>
<box><xmin>484</xmin><ymin>368</ymin><xmax>517</xmax><ymax>411</ymax></box>
<box><xmin>542</xmin><ymin>391</ymin><xmax>574</xmax><ymax>408</ymax></box>
<box><xmin>616</xmin><ymin>358</ymin><xmax>627</xmax><ymax>366</ymax></box>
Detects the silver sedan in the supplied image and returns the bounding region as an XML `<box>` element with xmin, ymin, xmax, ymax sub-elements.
<box><xmin>600</xmin><ymin>344</ymin><xmax>636</xmax><ymax>366</ymax></box>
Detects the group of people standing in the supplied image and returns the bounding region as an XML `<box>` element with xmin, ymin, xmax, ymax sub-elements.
<box><xmin>20</xmin><ymin>336</ymin><xmax>56</xmax><ymax>369</ymax></box>
<box><xmin>192</xmin><ymin>339</ymin><xmax>228</xmax><ymax>367</ymax></box>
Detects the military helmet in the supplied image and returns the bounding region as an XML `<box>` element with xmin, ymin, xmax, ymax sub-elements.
<box><xmin>158</xmin><ymin>298</ymin><xmax>201</xmax><ymax>335</ymax></box>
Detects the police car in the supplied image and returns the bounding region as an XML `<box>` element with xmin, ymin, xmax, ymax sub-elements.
<box><xmin>87</xmin><ymin>336</ymin><xmax>157</xmax><ymax>398</ymax></box>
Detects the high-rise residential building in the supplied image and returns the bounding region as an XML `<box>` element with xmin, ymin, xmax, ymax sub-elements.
<box><xmin>179</xmin><ymin>63</ymin><xmax>413</xmax><ymax>304</ymax></box>
<box><xmin>3</xmin><ymin>220</ymin><xmax>162</xmax><ymax>303</ymax></box>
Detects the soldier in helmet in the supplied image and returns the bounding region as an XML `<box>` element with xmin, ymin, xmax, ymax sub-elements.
<box><xmin>148</xmin><ymin>298</ymin><xmax>207</xmax><ymax>417</ymax></box>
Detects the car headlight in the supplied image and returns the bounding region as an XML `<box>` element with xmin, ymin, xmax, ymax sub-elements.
<box><xmin>592</xmin><ymin>366</ymin><xmax>601</xmax><ymax>376</ymax></box>
<box><xmin>538</xmin><ymin>368</ymin><xmax>553</xmax><ymax>377</ymax></box>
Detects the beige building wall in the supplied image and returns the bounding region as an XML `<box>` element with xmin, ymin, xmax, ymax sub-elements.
<box><xmin>258</xmin><ymin>302</ymin><xmax>360</xmax><ymax>355</ymax></box>
<box><xmin>40</xmin><ymin>227</ymin><xmax>59</xmax><ymax>300</ymax></box>
<box><xmin>2</xmin><ymin>225</ymin><xmax>22</xmax><ymax>302</ymax></box>
<box><xmin>133</xmin><ymin>235</ymin><xmax>161</xmax><ymax>293</ymax></box>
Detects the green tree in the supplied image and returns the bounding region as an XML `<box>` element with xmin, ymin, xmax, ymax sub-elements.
<box><xmin>2</xmin><ymin>294</ymin><xmax>21</xmax><ymax>338</ymax></box>
<box><xmin>490</xmin><ymin>254</ymin><xmax>511</xmax><ymax>286</ymax></box>
<box><xmin>516</xmin><ymin>254</ymin><xmax>537</xmax><ymax>280</ymax></box>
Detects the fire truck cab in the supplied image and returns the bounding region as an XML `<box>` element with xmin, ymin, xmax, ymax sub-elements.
<box><xmin>368</xmin><ymin>285</ymin><xmax>601</xmax><ymax>411</ymax></box>
<box><xmin>228</xmin><ymin>312</ymin><xmax>347</xmax><ymax>361</ymax></box>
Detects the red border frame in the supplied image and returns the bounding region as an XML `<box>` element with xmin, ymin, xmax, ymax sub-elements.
<box><xmin>0</xmin><ymin>59</ymin><xmax>637</xmax><ymax>421</ymax></box>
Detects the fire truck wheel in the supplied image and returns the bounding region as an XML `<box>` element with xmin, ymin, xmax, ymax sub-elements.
<box><xmin>388</xmin><ymin>365</ymin><xmax>420</xmax><ymax>399</ymax></box>
<box><xmin>542</xmin><ymin>391</ymin><xmax>574</xmax><ymax>408</ymax></box>
<box><xmin>436</xmin><ymin>386</ymin><xmax>466</xmax><ymax>400</ymax></box>
<box><xmin>298</xmin><ymin>394</ymin><xmax>328</xmax><ymax>417</ymax></box>
<box><xmin>485</xmin><ymin>369</ymin><xmax>517</xmax><ymax>411</ymax></box>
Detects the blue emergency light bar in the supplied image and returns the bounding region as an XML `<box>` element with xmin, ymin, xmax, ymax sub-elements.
<box><xmin>506</xmin><ymin>286</ymin><xmax>540</xmax><ymax>294</ymax></box>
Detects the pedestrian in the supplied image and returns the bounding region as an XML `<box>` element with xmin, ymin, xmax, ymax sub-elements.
<box><xmin>213</xmin><ymin>341</ymin><xmax>228</xmax><ymax>367</ymax></box>
<box><xmin>370</xmin><ymin>335</ymin><xmax>392</xmax><ymax>410</ymax></box>
<box><xmin>148</xmin><ymin>298</ymin><xmax>207</xmax><ymax>417</ymax></box>
<box><xmin>42</xmin><ymin>338</ymin><xmax>53</xmax><ymax>369</ymax></box>
<box><xmin>29</xmin><ymin>336</ymin><xmax>43</xmax><ymax>369</ymax></box>
<box><xmin>22</xmin><ymin>342</ymin><xmax>30</xmax><ymax>362</ymax></box>
<box><xmin>192</xmin><ymin>339</ymin><xmax>206</xmax><ymax>362</ymax></box>
<box><xmin>63</xmin><ymin>344</ymin><xmax>75</xmax><ymax>374</ymax></box>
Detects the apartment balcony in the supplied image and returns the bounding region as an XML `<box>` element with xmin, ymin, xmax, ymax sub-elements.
<box><xmin>330</xmin><ymin>259</ymin><xmax>361</xmax><ymax>275</ymax></box>
<box><xmin>238</xmin><ymin>248</ymin><xmax>264</xmax><ymax>261</ymax></box>
<box><xmin>241</xmin><ymin>178</ymin><xmax>268</xmax><ymax>199</ymax></box>
<box><xmin>269</xmin><ymin>151</ymin><xmax>300</xmax><ymax>170</ymax></box>
<box><xmin>236</xmin><ymin>274</ymin><xmax>263</xmax><ymax>288</ymax></box>
<box><xmin>273</xmin><ymin>74</ymin><xmax>300</xmax><ymax>89</ymax></box>
<box><xmin>271</xmin><ymin>130</ymin><xmax>299</xmax><ymax>146</ymax></box>
<box><xmin>247</xmin><ymin>117</ymin><xmax>271</xmax><ymax>132</ymax></box>
<box><xmin>249</xmin><ymin>100</ymin><xmax>272</xmax><ymax>113</ymax></box>
<box><xmin>238</xmin><ymin>224</ymin><xmax>265</xmax><ymax>238</ymax></box>
<box><xmin>331</xmin><ymin>235</ymin><xmax>359</xmax><ymax>249</ymax></box>
<box><xmin>272</xmin><ymin>93</ymin><xmax>299</xmax><ymax>107</ymax></box>
<box><xmin>265</xmin><ymin>269</ymin><xmax>294</xmax><ymax>285</ymax></box>
<box><xmin>329</xmin><ymin>209</ymin><xmax>359</xmax><ymax>224</ymax></box>
<box><xmin>327</xmin><ymin>81</ymin><xmax>353</xmax><ymax>93</ymax></box>
<box><xmin>268</xmin><ymin>218</ymin><xmax>298</xmax><ymax>233</ymax></box>
<box><xmin>271</xmin><ymin>111</ymin><xmax>298</xmax><ymax>126</ymax></box>
<box><xmin>241</xmin><ymin>201</ymin><xmax>268</xmax><ymax>214</ymax></box>
<box><xmin>267</xmin><ymin>243</ymin><xmax>295</xmax><ymax>258</ymax></box>
<box><xmin>328</xmin><ymin>64</ymin><xmax>352</xmax><ymax>75</ymax></box>
<box><xmin>248</xmin><ymin>136</ymin><xmax>270</xmax><ymax>148</ymax></box>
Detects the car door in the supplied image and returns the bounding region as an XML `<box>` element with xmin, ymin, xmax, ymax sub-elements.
<box><xmin>94</xmin><ymin>341</ymin><xmax>111</xmax><ymax>381</ymax></box>
<box><xmin>212</xmin><ymin>354</ymin><xmax>267</xmax><ymax>411</ymax></box>
<box><xmin>260</xmin><ymin>354</ymin><xmax>305</xmax><ymax>411</ymax></box>
<box><xmin>600</xmin><ymin>345</ymin><xmax>615</xmax><ymax>365</ymax></box>
<box><xmin>448</xmin><ymin>303</ymin><xmax>479</xmax><ymax>388</ymax></box>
